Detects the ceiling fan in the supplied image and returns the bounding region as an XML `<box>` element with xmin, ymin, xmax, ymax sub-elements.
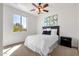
<box><xmin>30</xmin><ymin>3</ymin><xmax>49</xmax><ymax>14</ymax></box>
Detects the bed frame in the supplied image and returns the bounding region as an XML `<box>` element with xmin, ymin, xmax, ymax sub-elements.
<box><xmin>42</xmin><ymin>26</ymin><xmax>60</xmax><ymax>36</ymax></box>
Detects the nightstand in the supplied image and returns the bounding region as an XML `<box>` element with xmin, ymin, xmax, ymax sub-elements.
<box><xmin>60</xmin><ymin>36</ymin><xmax>72</xmax><ymax>48</ymax></box>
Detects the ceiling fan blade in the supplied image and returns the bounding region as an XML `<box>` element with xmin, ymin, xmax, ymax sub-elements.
<box><xmin>38</xmin><ymin>8</ymin><xmax>41</xmax><ymax>13</ymax></box>
<box><xmin>39</xmin><ymin>3</ymin><xmax>41</xmax><ymax>5</ymax></box>
<box><xmin>32</xmin><ymin>3</ymin><xmax>38</xmax><ymax>8</ymax></box>
<box><xmin>43</xmin><ymin>4</ymin><xmax>48</xmax><ymax>8</ymax></box>
<box><xmin>43</xmin><ymin>10</ymin><xmax>49</xmax><ymax>12</ymax></box>
<box><xmin>30</xmin><ymin>9</ymin><xmax>35</xmax><ymax>11</ymax></box>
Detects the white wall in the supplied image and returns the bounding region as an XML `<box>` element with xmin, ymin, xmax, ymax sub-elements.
<box><xmin>37</xmin><ymin>4</ymin><xmax>78</xmax><ymax>47</ymax></box>
<box><xmin>3</xmin><ymin>4</ymin><xmax>38</xmax><ymax>46</ymax></box>
<box><xmin>77</xmin><ymin>4</ymin><xmax>79</xmax><ymax>50</ymax></box>
<box><xmin>3</xmin><ymin>3</ymin><xmax>79</xmax><ymax>48</ymax></box>
<box><xmin>0</xmin><ymin>3</ymin><xmax>3</xmax><ymax>56</ymax></box>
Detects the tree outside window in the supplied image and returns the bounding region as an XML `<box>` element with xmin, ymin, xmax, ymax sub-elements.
<box><xmin>13</xmin><ymin>15</ymin><xmax>27</xmax><ymax>32</ymax></box>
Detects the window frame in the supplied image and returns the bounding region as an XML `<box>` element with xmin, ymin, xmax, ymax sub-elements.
<box><xmin>13</xmin><ymin>14</ymin><xmax>27</xmax><ymax>32</ymax></box>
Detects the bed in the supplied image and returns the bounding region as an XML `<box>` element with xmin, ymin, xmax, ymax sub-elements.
<box><xmin>24</xmin><ymin>26</ymin><xmax>60</xmax><ymax>56</ymax></box>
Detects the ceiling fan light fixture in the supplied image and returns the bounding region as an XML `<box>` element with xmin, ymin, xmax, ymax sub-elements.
<box><xmin>31</xmin><ymin>3</ymin><xmax>49</xmax><ymax>14</ymax></box>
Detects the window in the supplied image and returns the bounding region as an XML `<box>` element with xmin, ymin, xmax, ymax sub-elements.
<box><xmin>13</xmin><ymin>15</ymin><xmax>27</xmax><ymax>32</ymax></box>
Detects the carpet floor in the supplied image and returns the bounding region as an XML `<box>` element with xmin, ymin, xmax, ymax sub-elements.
<box><xmin>3</xmin><ymin>44</ymin><xmax>79</xmax><ymax>56</ymax></box>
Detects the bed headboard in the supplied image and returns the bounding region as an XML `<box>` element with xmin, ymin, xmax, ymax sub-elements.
<box><xmin>42</xmin><ymin>26</ymin><xmax>60</xmax><ymax>36</ymax></box>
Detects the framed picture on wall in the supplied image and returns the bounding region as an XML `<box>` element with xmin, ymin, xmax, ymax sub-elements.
<box><xmin>44</xmin><ymin>14</ymin><xmax>58</xmax><ymax>26</ymax></box>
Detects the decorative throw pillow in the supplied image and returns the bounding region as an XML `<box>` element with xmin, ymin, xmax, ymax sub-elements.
<box><xmin>42</xmin><ymin>31</ymin><xmax>51</xmax><ymax>35</ymax></box>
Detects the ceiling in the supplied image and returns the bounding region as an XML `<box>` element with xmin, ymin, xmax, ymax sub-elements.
<box><xmin>5</xmin><ymin>3</ymin><xmax>77</xmax><ymax>16</ymax></box>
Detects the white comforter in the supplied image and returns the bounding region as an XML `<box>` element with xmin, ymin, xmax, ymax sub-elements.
<box><xmin>24</xmin><ymin>35</ymin><xmax>58</xmax><ymax>56</ymax></box>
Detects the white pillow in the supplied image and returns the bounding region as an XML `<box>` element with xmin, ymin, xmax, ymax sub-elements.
<box><xmin>51</xmin><ymin>29</ymin><xmax>57</xmax><ymax>35</ymax></box>
<box><xmin>43</xmin><ymin>28</ymin><xmax>51</xmax><ymax>31</ymax></box>
<box><xmin>46</xmin><ymin>28</ymin><xmax>51</xmax><ymax>31</ymax></box>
